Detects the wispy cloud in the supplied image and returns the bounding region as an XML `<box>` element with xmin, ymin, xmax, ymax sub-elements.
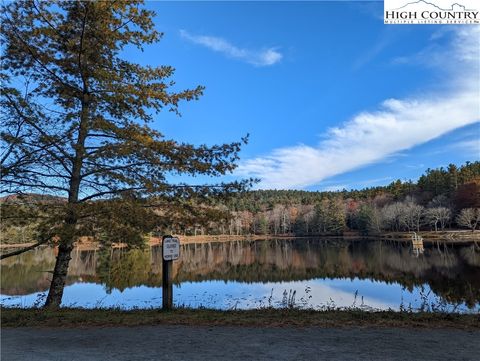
<box><xmin>322</xmin><ymin>184</ymin><xmax>350</xmax><ymax>192</ymax></box>
<box><xmin>319</xmin><ymin>176</ymin><xmax>394</xmax><ymax>192</ymax></box>
<box><xmin>452</xmin><ymin>138</ymin><xmax>480</xmax><ymax>156</ymax></box>
<box><xmin>180</xmin><ymin>30</ymin><xmax>282</xmax><ymax>67</ymax></box>
<box><xmin>404</xmin><ymin>164</ymin><xmax>425</xmax><ymax>170</ymax></box>
<box><xmin>353</xmin><ymin>30</ymin><xmax>396</xmax><ymax>70</ymax></box>
<box><xmin>237</xmin><ymin>27</ymin><xmax>480</xmax><ymax>189</ymax></box>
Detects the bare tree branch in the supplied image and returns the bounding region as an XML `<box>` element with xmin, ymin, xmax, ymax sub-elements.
<box><xmin>0</xmin><ymin>237</ymin><xmax>51</xmax><ymax>260</ymax></box>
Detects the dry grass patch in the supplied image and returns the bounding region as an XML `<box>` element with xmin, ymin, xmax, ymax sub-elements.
<box><xmin>1</xmin><ymin>307</ymin><xmax>479</xmax><ymax>329</ymax></box>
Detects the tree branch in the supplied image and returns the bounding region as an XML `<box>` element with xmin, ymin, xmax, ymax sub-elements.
<box><xmin>3</xmin><ymin>93</ymin><xmax>74</xmax><ymax>174</ymax></box>
<box><xmin>0</xmin><ymin>237</ymin><xmax>51</xmax><ymax>260</ymax></box>
<box><xmin>2</xmin><ymin>13</ymin><xmax>82</xmax><ymax>94</ymax></box>
<box><xmin>78</xmin><ymin>187</ymin><xmax>143</xmax><ymax>203</ymax></box>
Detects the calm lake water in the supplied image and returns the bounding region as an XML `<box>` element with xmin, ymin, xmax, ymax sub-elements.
<box><xmin>1</xmin><ymin>239</ymin><xmax>479</xmax><ymax>312</ymax></box>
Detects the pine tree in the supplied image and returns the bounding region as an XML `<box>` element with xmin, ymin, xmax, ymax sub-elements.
<box><xmin>1</xmin><ymin>0</ymin><xmax>251</xmax><ymax>308</ymax></box>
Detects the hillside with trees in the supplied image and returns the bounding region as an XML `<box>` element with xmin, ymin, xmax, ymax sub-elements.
<box><xmin>2</xmin><ymin>161</ymin><xmax>479</xmax><ymax>242</ymax></box>
<box><xmin>184</xmin><ymin>161</ymin><xmax>480</xmax><ymax>236</ymax></box>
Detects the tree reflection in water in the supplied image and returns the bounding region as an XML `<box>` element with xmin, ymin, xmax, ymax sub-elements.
<box><xmin>1</xmin><ymin>239</ymin><xmax>479</xmax><ymax>309</ymax></box>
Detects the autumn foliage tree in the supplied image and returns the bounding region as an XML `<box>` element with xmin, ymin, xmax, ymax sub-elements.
<box><xmin>0</xmin><ymin>0</ymin><xmax>251</xmax><ymax>308</ymax></box>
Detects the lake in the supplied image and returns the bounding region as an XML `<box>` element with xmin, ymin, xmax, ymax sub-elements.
<box><xmin>1</xmin><ymin>239</ymin><xmax>479</xmax><ymax>312</ymax></box>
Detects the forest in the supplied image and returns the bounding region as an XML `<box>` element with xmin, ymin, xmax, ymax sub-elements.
<box><xmin>1</xmin><ymin>161</ymin><xmax>479</xmax><ymax>243</ymax></box>
<box><xmin>180</xmin><ymin>161</ymin><xmax>480</xmax><ymax>236</ymax></box>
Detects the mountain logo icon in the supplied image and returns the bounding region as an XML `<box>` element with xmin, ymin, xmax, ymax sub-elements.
<box><xmin>393</xmin><ymin>1</ymin><xmax>475</xmax><ymax>11</ymax></box>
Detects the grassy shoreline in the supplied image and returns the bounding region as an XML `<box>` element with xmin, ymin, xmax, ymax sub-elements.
<box><xmin>1</xmin><ymin>308</ymin><xmax>479</xmax><ymax>329</ymax></box>
<box><xmin>1</xmin><ymin>230</ymin><xmax>478</xmax><ymax>250</ymax></box>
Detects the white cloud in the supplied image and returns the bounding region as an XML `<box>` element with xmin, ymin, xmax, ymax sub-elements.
<box><xmin>180</xmin><ymin>30</ymin><xmax>282</xmax><ymax>67</ymax></box>
<box><xmin>237</xmin><ymin>27</ymin><xmax>480</xmax><ymax>189</ymax></box>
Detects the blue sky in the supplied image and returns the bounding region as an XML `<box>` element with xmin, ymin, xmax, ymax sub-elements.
<box><xmin>129</xmin><ymin>1</ymin><xmax>479</xmax><ymax>190</ymax></box>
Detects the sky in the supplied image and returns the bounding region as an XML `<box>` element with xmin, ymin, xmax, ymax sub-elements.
<box><xmin>128</xmin><ymin>1</ymin><xmax>479</xmax><ymax>191</ymax></box>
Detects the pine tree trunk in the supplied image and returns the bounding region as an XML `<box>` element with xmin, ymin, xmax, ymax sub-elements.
<box><xmin>44</xmin><ymin>242</ymin><xmax>74</xmax><ymax>308</ymax></box>
<box><xmin>43</xmin><ymin>91</ymin><xmax>89</xmax><ymax>308</ymax></box>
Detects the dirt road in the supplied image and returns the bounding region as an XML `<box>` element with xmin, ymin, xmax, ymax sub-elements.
<box><xmin>2</xmin><ymin>325</ymin><xmax>479</xmax><ymax>360</ymax></box>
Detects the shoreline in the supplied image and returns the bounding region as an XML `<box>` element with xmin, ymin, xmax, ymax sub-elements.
<box><xmin>1</xmin><ymin>230</ymin><xmax>478</xmax><ymax>250</ymax></box>
<box><xmin>1</xmin><ymin>307</ymin><xmax>479</xmax><ymax>329</ymax></box>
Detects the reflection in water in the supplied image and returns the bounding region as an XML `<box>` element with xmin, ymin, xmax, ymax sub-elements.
<box><xmin>1</xmin><ymin>239</ymin><xmax>479</xmax><ymax>312</ymax></box>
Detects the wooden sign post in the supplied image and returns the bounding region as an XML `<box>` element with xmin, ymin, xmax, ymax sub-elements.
<box><xmin>162</xmin><ymin>235</ymin><xmax>180</xmax><ymax>310</ymax></box>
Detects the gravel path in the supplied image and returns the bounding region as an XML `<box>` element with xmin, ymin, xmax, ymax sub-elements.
<box><xmin>2</xmin><ymin>325</ymin><xmax>479</xmax><ymax>360</ymax></box>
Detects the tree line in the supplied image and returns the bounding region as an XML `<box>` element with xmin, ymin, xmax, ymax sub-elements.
<box><xmin>2</xmin><ymin>162</ymin><xmax>479</xmax><ymax>243</ymax></box>
<box><xmin>177</xmin><ymin>161</ymin><xmax>480</xmax><ymax>236</ymax></box>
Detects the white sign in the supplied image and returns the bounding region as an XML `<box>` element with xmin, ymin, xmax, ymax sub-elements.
<box><xmin>163</xmin><ymin>237</ymin><xmax>180</xmax><ymax>261</ymax></box>
<box><xmin>384</xmin><ymin>0</ymin><xmax>479</xmax><ymax>25</ymax></box>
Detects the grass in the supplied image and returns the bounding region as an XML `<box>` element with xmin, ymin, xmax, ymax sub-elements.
<box><xmin>1</xmin><ymin>307</ymin><xmax>479</xmax><ymax>329</ymax></box>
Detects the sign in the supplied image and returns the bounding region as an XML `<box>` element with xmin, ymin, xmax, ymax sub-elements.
<box><xmin>163</xmin><ymin>237</ymin><xmax>180</xmax><ymax>261</ymax></box>
<box><xmin>384</xmin><ymin>0</ymin><xmax>479</xmax><ymax>25</ymax></box>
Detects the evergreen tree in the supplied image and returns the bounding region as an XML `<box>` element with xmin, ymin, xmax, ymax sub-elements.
<box><xmin>0</xmin><ymin>0</ymin><xmax>250</xmax><ymax>307</ymax></box>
